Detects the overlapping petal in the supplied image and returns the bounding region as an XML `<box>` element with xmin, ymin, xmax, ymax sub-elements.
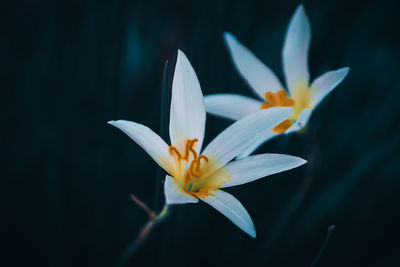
<box><xmin>204</xmin><ymin>94</ymin><xmax>263</xmax><ymax>121</ymax></box>
<box><xmin>170</xmin><ymin>50</ymin><xmax>206</xmax><ymax>153</ymax></box>
<box><xmin>283</xmin><ymin>4</ymin><xmax>311</xmax><ymax>93</ymax></box>
<box><xmin>286</xmin><ymin>109</ymin><xmax>312</xmax><ymax>133</ymax></box>
<box><xmin>236</xmin><ymin>130</ymin><xmax>277</xmax><ymax>159</ymax></box>
<box><xmin>201</xmin><ymin>107</ymin><xmax>292</xmax><ymax>175</ymax></box>
<box><xmin>164</xmin><ymin>175</ymin><xmax>199</xmax><ymax>204</ymax></box>
<box><xmin>199</xmin><ymin>189</ymin><xmax>256</xmax><ymax>238</ymax></box>
<box><xmin>218</xmin><ymin>153</ymin><xmax>306</xmax><ymax>188</ymax></box>
<box><xmin>224</xmin><ymin>32</ymin><xmax>283</xmax><ymax>99</ymax></box>
<box><xmin>108</xmin><ymin>120</ymin><xmax>175</xmax><ymax>175</ymax></box>
<box><xmin>311</xmin><ymin>67</ymin><xmax>350</xmax><ymax>107</ymax></box>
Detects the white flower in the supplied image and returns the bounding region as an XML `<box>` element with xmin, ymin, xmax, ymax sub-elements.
<box><xmin>204</xmin><ymin>4</ymin><xmax>350</xmax><ymax>159</ymax></box>
<box><xmin>108</xmin><ymin>50</ymin><xmax>306</xmax><ymax>237</ymax></box>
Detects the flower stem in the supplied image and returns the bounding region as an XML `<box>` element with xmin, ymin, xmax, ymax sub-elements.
<box><xmin>310</xmin><ymin>225</ymin><xmax>335</xmax><ymax>267</ymax></box>
<box><xmin>154</xmin><ymin>60</ymin><xmax>170</xmax><ymax>210</ymax></box>
<box><xmin>114</xmin><ymin>202</ymin><xmax>169</xmax><ymax>267</ymax></box>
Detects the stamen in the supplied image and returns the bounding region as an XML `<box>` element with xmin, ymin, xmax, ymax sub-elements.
<box><xmin>261</xmin><ymin>89</ymin><xmax>294</xmax><ymax>110</ymax></box>
<box><xmin>196</xmin><ymin>155</ymin><xmax>208</xmax><ymax>173</ymax></box>
<box><xmin>169</xmin><ymin>145</ymin><xmax>182</xmax><ymax>159</ymax></box>
<box><xmin>189</xmin><ymin>160</ymin><xmax>201</xmax><ymax>177</ymax></box>
<box><xmin>188</xmin><ymin>139</ymin><xmax>198</xmax><ymax>159</ymax></box>
<box><xmin>169</xmin><ymin>139</ymin><xmax>210</xmax><ymax>191</ymax></box>
<box><xmin>183</xmin><ymin>173</ymin><xmax>190</xmax><ymax>190</ymax></box>
<box><xmin>273</xmin><ymin>119</ymin><xmax>293</xmax><ymax>133</ymax></box>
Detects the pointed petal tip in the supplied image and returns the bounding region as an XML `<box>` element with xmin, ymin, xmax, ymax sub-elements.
<box><xmin>177</xmin><ymin>49</ymin><xmax>185</xmax><ymax>59</ymax></box>
<box><xmin>295</xmin><ymin>3</ymin><xmax>306</xmax><ymax>16</ymax></box>
<box><xmin>107</xmin><ymin>120</ymin><xmax>118</xmax><ymax>126</ymax></box>
<box><xmin>223</xmin><ymin>31</ymin><xmax>233</xmax><ymax>40</ymax></box>
<box><xmin>339</xmin><ymin>67</ymin><xmax>350</xmax><ymax>76</ymax></box>
<box><xmin>107</xmin><ymin>120</ymin><xmax>126</xmax><ymax>126</ymax></box>
<box><xmin>296</xmin><ymin>157</ymin><xmax>308</xmax><ymax>166</ymax></box>
<box><xmin>250</xmin><ymin>229</ymin><xmax>256</xmax><ymax>238</ymax></box>
<box><xmin>223</xmin><ymin>31</ymin><xmax>236</xmax><ymax>46</ymax></box>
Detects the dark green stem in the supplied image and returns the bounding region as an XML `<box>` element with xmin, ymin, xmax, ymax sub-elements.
<box><xmin>154</xmin><ymin>60</ymin><xmax>170</xmax><ymax>210</ymax></box>
<box><xmin>310</xmin><ymin>225</ymin><xmax>335</xmax><ymax>267</ymax></box>
<box><xmin>114</xmin><ymin>205</ymin><xmax>169</xmax><ymax>267</ymax></box>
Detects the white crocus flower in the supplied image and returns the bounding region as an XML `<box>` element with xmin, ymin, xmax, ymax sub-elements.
<box><xmin>108</xmin><ymin>50</ymin><xmax>307</xmax><ymax>237</ymax></box>
<box><xmin>205</xmin><ymin>4</ymin><xmax>350</xmax><ymax>158</ymax></box>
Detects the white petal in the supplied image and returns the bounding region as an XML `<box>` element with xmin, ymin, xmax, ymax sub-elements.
<box><xmin>224</xmin><ymin>32</ymin><xmax>284</xmax><ymax>99</ymax></box>
<box><xmin>164</xmin><ymin>175</ymin><xmax>198</xmax><ymax>204</ymax></box>
<box><xmin>285</xmin><ymin>109</ymin><xmax>313</xmax><ymax>133</ymax></box>
<box><xmin>170</xmin><ymin>50</ymin><xmax>206</xmax><ymax>153</ymax></box>
<box><xmin>219</xmin><ymin>154</ymin><xmax>307</xmax><ymax>188</ymax></box>
<box><xmin>108</xmin><ymin>120</ymin><xmax>175</xmax><ymax>174</ymax></box>
<box><xmin>204</xmin><ymin>94</ymin><xmax>263</xmax><ymax>121</ymax></box>
<box><xmin>199</xmin><ymin>190</ymin><xmax>256</xmax><ymax>238</ymax></box>
<box><xmin>236</xmin><ymin>131</ymin><xmax>277</xmax><ymax>159</ymax></box>
<box><xmin>311</xmin><ymin>67</ymin><xmax>350</xmax><ymax>107</ymax></box>
<box><xmin>283</xmin><ymin>4</ymin><xmax>311</xmax><ymax>93</ymax></box>
<box><xmin>202</xmin><ymin>107</ymin><xmax>292</xmax><ymax>175</ymax></box>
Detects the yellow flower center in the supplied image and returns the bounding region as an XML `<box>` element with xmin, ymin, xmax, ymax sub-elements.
<box><xmin>168</xmin><ymin>139</ymin><xmax>230</xmax><ymax>198</ymax></box>
<box><xmin>260</xmin><ymin>86</ymin><xmax>313</xmax><ymax>133</ymax></box>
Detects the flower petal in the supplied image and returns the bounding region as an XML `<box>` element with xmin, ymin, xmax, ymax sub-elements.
<box><xmin>219</xmin><ymin>154</ymin><xmax>306</xmax><ymax>188</ymax></box>
<box><xmin>170</xmin><ymin>50</ymin><xmax>206</xmax><ymax>153</ymax></box>
<box><xmin>236</xmin><ymin>131</ymin><xmax>277</xmax><ymax>159</ymax></box>
<box><xmin>164</xmin><ymin>175</ymin><xmax>199</xmax><ymax>204</ymax></box>
<box><xmin>224</xmin><ymin>32</ymin><xmax>284</xmax><ymax>99</ymax></box>
<box><xmin>202</xmin><ymin>107</ymin><xmax>292</xmax><ymax>175</ymax></box>
<box><xmin>286</xmin><ymin>109</ymin><xmax>313</xmax><ymax>133</ymax></box>
<box><xmin>204</xmin><ymin>94</ymin><xmax>263</xmax><ymax>121</ymax></box>
<box><xmin>311</xmin><ymin>67</ymin><xmax>350</xmax><ymax>107</ymax></box>
<box><xmin>199</xmin><ymin>189</ymin><xmax>256</xmax><ymax>238</ymax></box>
<box><xmin>108</xmin><ymin>120</ymin><xmax>175</xmax><ymax>174</ymax></box>
<box><xmin>283</xmin><ymin>4</ymin><xmax>311</xmax><ymax>93</ymax></box>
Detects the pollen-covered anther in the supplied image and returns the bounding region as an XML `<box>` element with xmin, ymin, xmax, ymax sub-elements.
<box><xmin>169</xmin><ymin>138</ymin><xmax>199</xmax><ymax>162</ymax></box>
<box><xmin>168</xmin><ymin>145</ymin><xmax>182</xmax><ymax>159</ymax></box>
<box><xmin>188</xmin><ymin>155</ymin><xmax>209</xmax><ymax>177</ymax></box>
<box><xmin>261</xmin><ymin>89</ymin><xmax>295</xmax><ymax>110</ymax></box>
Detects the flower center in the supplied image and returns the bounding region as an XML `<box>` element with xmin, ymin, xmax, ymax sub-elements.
<box><xmin>260</xmin><ymin>89</ymin><xmax>295</xmax><ymax>133</ymax></box>
<box><xmin>169</xmin><ymin>139</ymin><xmax>209</xmax><ymax>192</ymax></box>
<box><xmin>260</xmin><ymin>87</ymin><xmax>313</xmax><ymax>133</ymax></box>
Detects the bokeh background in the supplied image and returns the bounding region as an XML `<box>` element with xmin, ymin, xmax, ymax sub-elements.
<box><xmin>3</xmin><ymin>0</ymin><xmax>400</xmax><ymax>266</ymax></box>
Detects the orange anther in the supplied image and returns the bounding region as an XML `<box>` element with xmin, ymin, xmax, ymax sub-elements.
<box><xmin>196</xmin><ymin>155</ymin><xmax>208</xmax><ymax>173</ymax></box>
<box><xmin>188</xmin><ymin>139</ymin><xmax>198</xmax><ymax>159</ymax></box>
<box><xmin>169</xmin><ymin>145</ymin><xmax>182</xmax><ymax>159</ymax></box>
<box><xmin>272</xmin><ymin>119</ymin><xmax>293</xmax><ymax>133</ymax></box>
<box><xmin>261</xmin><ymin>90</ymin><xmax>294</xmax><ymax>110</ymax></box>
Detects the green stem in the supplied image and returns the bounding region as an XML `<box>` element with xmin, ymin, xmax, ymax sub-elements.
<box><xmin>114</xmin><ymin>205</ymin><xmax>169</xmax><ymax>267</ymax></box>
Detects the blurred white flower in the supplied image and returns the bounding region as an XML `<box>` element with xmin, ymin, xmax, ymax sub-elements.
<box><xmin>109</xmin><ymin>50</ymin><xmax>306</xmax><ymax>237</ymax></box>
<box><xmin>205</xmin><ymin>4</ymin><xmax>349</xmax><ymax>158</ymax></box>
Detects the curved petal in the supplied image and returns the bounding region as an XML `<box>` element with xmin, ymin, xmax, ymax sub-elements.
<box><xmin>219</xmin><ymin>154</ymin><xmax>306</xmax><ymax>188</ymax></box>
<box><xmin>199</xmin><ymin>189</ymin><xmax>256</xmax><ymax>238</ymax></box>
<box><xmin>202</xmin><ymin>107</ymin><xmax>292</xmax><ymax>175</ymax></box>
<box><xmin>164</xmin><ymin>175</ymin><xmax>199</xmax><ymax>204</ymax></box>
<box><xmin>283</xmin><ymin>4</ymin><xmax>311</xmax><ymax>93</ymax></box>
<box><xmin>236</xmin><ymin>130</ymin><xmax>277</xmax><ymax>159</ymax></box>
<box><xmin>224</xmin><ymin>32</ymin><xmax>284</xmax><ymax>99</ymax></box>
<box><xmin>285</xmin><ymin>109</ymin><xmax>312</xmax><ymax>133</ymax></box>
<box><xmin>108</xmin><ymin>120</ymin><xmax>175</xmax><ymax>174</ymax></box>
<box><xmin>170</xmin><ymin>50</ymin><xmax>206</xmax><ymax>153</ymax></box>
<box><xmin>204</xmin><ymin>94</ymin><xmax>263</xmax><ymax>121</ymax></box>
<box><xmin>311</xmin><ymin>67</ymin><xmax>350</xmax><ymax>107</ymax></box>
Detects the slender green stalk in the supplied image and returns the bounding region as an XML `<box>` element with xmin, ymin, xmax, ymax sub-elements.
<box><xmin>114</xmin><ymin>200</ymin><xmax>169</xmax><ymax>267</ymax></box>
<box><xmin>154</xmin><ymin>60</ymin><xmax>170</xmax><ymax>210</ymax></box>
<box><xmin>310</xmin><ymin>225</ymin><xmax>335</xmax><ymax>267</ymax></box>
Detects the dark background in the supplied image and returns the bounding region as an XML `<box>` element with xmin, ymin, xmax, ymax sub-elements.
<box><xmin>3</xmin><ymin>0</ymin><xmax>400</xmax><ymax>266</ymax></box>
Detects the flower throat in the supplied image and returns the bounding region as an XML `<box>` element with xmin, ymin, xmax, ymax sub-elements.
<box><xmin>169</xmin><ymin>139</ymin><xmax>209</xmax><ymax>191</ymax></box>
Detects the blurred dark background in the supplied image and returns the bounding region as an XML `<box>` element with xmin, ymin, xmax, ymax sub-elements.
<box><xmin>3</xmin><ymin>0</ymin><xmax>400</xmax><ymax>266</ymax></box>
